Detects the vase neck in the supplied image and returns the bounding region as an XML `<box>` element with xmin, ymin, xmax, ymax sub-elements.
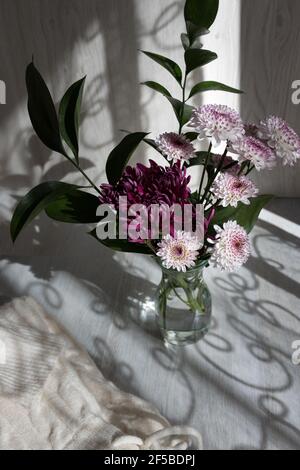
<box><xmin>160</xmin><ymin>265</ymin><xmax>205</xmax><ymax>282</ymax></box>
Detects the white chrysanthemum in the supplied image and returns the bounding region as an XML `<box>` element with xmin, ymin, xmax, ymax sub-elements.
<box><xmin>155</xmin><ymin>132</ymin><xmax>196</xmax><ymax>162</ymax></box>
<box><xmin>157</xmin><ymin>231</ymin><xmax>201</xmax><ymax>272</ymax></box>
<box><xmin>230</xmin><ymin>136</ymin><xmax>277</xmax><ymax>171</ymax></box>
<box><xmin>210</xmin><ymin>221</ymin><xmax>251</xmax><ymax>272</ymax></box>
<box><xmin>188</xmin><ymin>104</ymin><xmax>245</xmax><ymax>146</ymax></box>
<box><xmin>258</xmin><ymin>116</ymin><xmax>300</xmax><ymax>166</ymax></box>
<box><xmin>211</xmin><ymin>173</ymin><xmax>258</xmax><ymax>207</ymax></box>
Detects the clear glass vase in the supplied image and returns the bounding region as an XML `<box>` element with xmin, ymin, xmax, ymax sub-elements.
<box><xmin>155</xmin><ymin>263</ymin><xmax>212</xmax><ymax>346</ymax></box>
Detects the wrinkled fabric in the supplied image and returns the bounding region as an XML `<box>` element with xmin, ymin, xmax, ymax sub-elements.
<box><xmin>0</xmin><ymin>297</ymin><xmax>202</xmax><ymax>450</ymax></box>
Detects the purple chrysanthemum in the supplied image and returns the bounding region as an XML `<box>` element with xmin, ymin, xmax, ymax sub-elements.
<box><xmin>188</xmin><ymin>104</ymin><xmax>245</xmax><ymax>145</ymax></box>
<box><xmin>155</xmin><ymin>132</ymin><xmax>196</xmax><ymax>162</ymax></box>
<box><xmin>99</xmin><ymin>160</ymin><xmax>192</xmax><ymax>241</ymax></box>
<box><xmin>211</xmin><ymin>173</ymin><xmax>258</xmax><ymax>207</ymax></box>
<box><xmin>231</xmin><ymin>136</ymin><xmax>277</xmax><ymax>171</ymax></box>
<box><xmin>210</xmin><ymin>221</ymin><xmax>251</xmax><ymax>272</ymax></box>
<box><xmin>99</xmin><ymin>160</ymin><xmax>191</xmax><ymax>207</ymax></box>
<box><xmin>258</xmin><ymin>116</ymin><xmax>300</xmax><ymax>166</ymax></box>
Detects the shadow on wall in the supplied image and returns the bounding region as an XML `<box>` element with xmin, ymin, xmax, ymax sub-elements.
<box><xmin>0</xmin><ymin>0</ymin><xmax>142</xmax><ymax>191</ymax></box>
<box><xmin>0</xmin><ymin>0</ymin><xmax>183</xmax><ymax>231</ymax></box>
<box><xmin>240</xmin><ymin>0</ymin><xmax>300</xmax><ymax>196</ymax></box>
<box><xmin>0</xmin><ymin>0</ymin><xmax>141</xmax><ymax>135</ymax></box>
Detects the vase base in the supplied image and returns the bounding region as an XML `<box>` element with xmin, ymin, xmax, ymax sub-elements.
<box><xmin>161</xmin><ymin>326</ymin><xmax>210</xmax><ymax>347</ymax></box>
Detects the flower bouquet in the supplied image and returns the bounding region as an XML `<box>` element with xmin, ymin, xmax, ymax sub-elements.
<box><xmin>11</xmin><ymin>0</ymin><xmax>300</xmax><ymax>346</ymax></box>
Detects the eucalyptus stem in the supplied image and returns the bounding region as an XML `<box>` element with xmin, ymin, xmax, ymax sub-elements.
<box><xmin>201</xmin><ymin>146</ymin><xmax>228</xmax><ymax>204</ymax></box>
<box><xmin>178</xmin><ymin>72</ymin><xmax>187</xmax><ymax>135</ymax></box>
<box><xmin>174</xmin><ymin>274</ymin><xmax>205</xmax><ymax>314</ymax></box>
<box><xmin>204</xmin><ymin>191</ymin><xmax>214</xmax><ymax>209</ymax></box>
<box><xmin>238</xmin><ymin>161</ymin><xmax>248</xmax><ymax>177</ymax></box>
<box><xmin>210</xmin><ymin>198</ymin><xmax>221</xmax><ymax>211</ymax></box>
<box><xmin>245</xmin><ymin>164</ymin><xmax>255</xmax><ymax>176</ymax></box>
<box><xmin>65</xmin><ymin>154</ymin><xmax>101</xmax><ymax>195</ymax></box>
<box><xmin>215</xmin><ymin>147</ymin><xmax>228</xmax><ymax>177</ymax></box>
<box><xmin>173</xmin><ymin>288</ymin><xmax>191</xmax><ymax>308</ymax></box>
<box><xmin>198</xmin><ymin>143</ymin><xmax>212</xmax><ymax>203</ymax></box>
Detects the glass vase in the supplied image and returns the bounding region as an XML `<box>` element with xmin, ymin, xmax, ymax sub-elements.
<box><xmin>155</xmin><ymin>263</ymin><xmax>212</xmax><ymax>346</ymax></box>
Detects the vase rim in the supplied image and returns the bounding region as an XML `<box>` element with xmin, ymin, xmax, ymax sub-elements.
<box><xmin>154</xmin><ymin>256</ymin><xmax>209</xmax><ymax>275</ymax></box>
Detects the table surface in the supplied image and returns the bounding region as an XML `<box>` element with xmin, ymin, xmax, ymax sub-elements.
<box><xmin>0</xmin><ymin>198</ymin><xmax>300</xmax><ymax>450</ymax></box>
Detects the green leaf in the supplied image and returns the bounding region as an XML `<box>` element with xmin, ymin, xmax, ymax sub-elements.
<box><xmin>59</xmin><ymin>76</ymin><xmax>86</xmax><ymax>162</ymax></box>
<box><xmin>181</xmin><ymin>33</ymin><xmax>191</xmax><ymax>51</ymax></box>
<box><xmin>165</xmin><ymin>96</ymin><xmax>194</xmax><ymax>126</ymax></box>
<box><xmin>212</xmin><ymin>195</ymin><xmax>274</xmax><ymax>234</ymax></box>
<box><xmin>10</xmin><ymin>181</ymin><xmax>81</xmax><ymax>242</ymax></box>
<box><xmin>26</xmin><ymin>62</ymin><xmax>65</xmax><ymax>155</ymax></box>
<box><xmin>185</xmin><ymin>22</ymin><xmax>210</xmax><ymax>44</ymax></box>
<box><xmin>184</xmin><ymin>0</ymin><xmax>219</xmax><ymax>41</ymax></box>
<box><xmin>89</xmin><ymin>229</ymin><xmax>152</xmax><ymax>255</ymax></box>
<box><xmin>185</xmin><ymin>0</ymin><xmax>219</xmax><ymax>28</ymax></box>
<box><xmin>45</xmin><ymin>189</ymin><xmax>100</xmax><ymax>224</ymax></box>
<box><xmin>140</xmin><ymin>51</ymin><xmax>182</xmax><ymax>85</ymax></box>
<box><xmin>106</xmin><ymin>132</ymin><xmax>149</xmax><ymax>186</ymax></box>
<box><xmin>141</xmin><ymin>81</ymin><xmax>171</xmax><ymax>97</ymax></box>
<box><xmin>185</xmin><ymin>49</ymin><xmax>217</xmax><ymax>74</ymax></box>
<box><xmin>188</xmin><ymin>81</ymin><xmax>243</xmax><ymax>99</ymax></box>
<box><xmin>144</xmin><ymin>138</ymin><xmax>159</xmax><ymax>151</ymax></box>
<box><xmin>184</xmin><ymin>132</ymin><xmax>199</xmax><ymax>141</ymax></box>
<box><xmin>190</xmin><ymin>191</ymin><xmax>200</xmax><ymax>204</ymax></box>
<box><xmin>184</xmin><ymin>0</ymin><xmax>219</xmax><ymax>29</ymax></box>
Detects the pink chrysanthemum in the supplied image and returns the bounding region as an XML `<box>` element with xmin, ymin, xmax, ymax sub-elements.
<box><xmin>156</xmin><ymin>132</ymin><xmax>196</xmax><ymax>162</ymax></box>
<box><xmin>258</xmin><ymin>116</ymin><xmax>300</xmax><ymax>166</ymax></box>
<box><xmin>157</xmin><ymin>231</ymin><xmax>202</xmax><ymax>272</ymax></box>
<box><xmin>211</xmin><ymin>173</ymin><xmax>258</xmax><ymax>208</ymax></box>
<box><xmin>210</xmin><ymin>221</ymin><xmax>251</xmax><ymax>272</ymax></box>
<box><xmin>188</xmin><ymin>104</ymin><xmax>245</xmax><ymax>145</ymax></box>
<box><xmin>230</xmin><ymin>136</ymin><xmax>277</xmax><ymax>171</ymax></box>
